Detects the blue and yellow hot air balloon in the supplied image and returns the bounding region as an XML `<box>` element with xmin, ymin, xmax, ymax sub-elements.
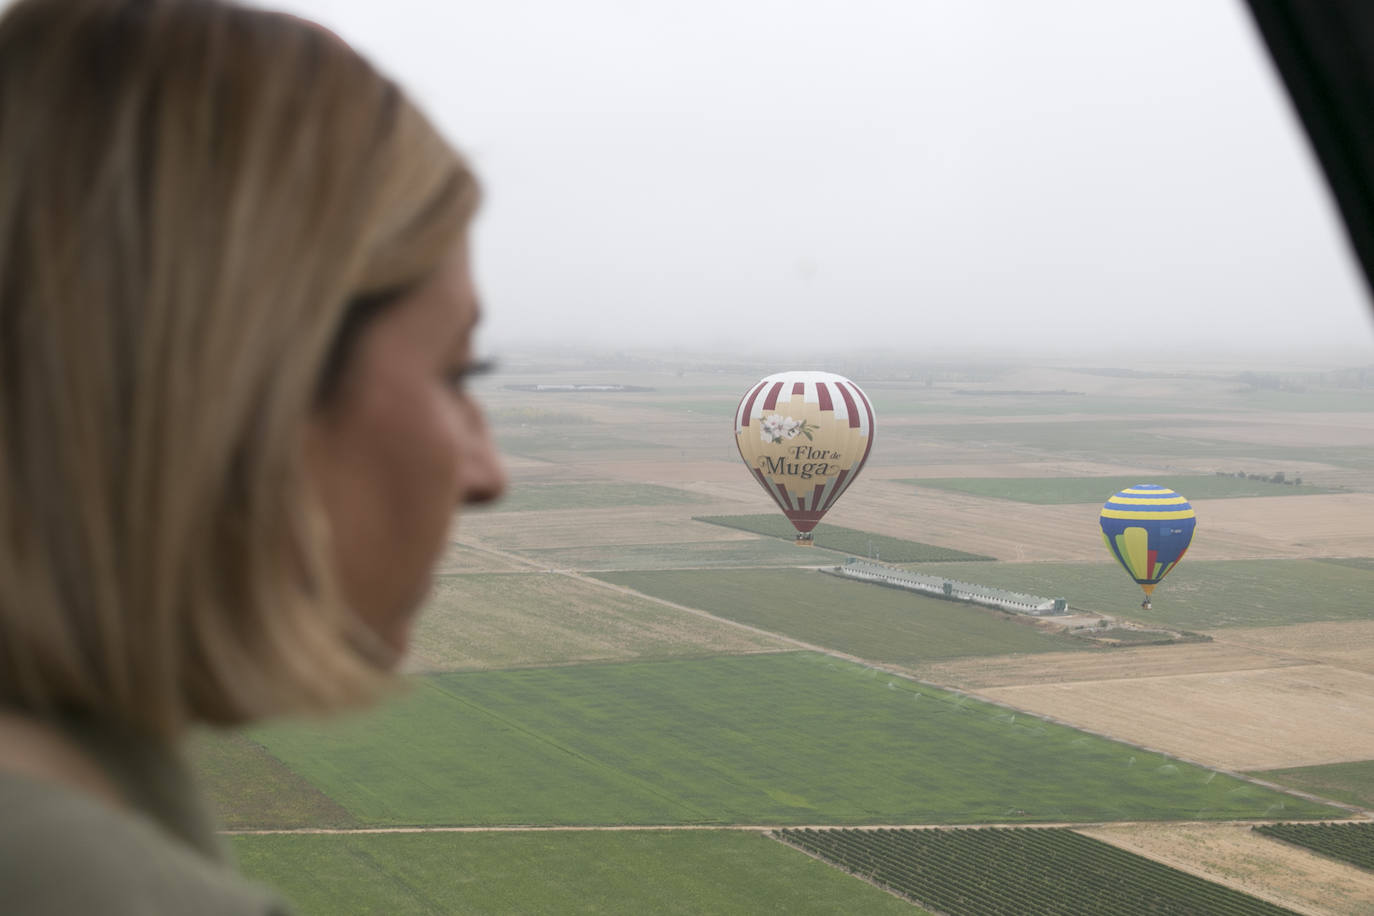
<box><xmin>1099</xmin><ymin>484</ymin><xmax>1196</xmax><ymax>610</ymax></box>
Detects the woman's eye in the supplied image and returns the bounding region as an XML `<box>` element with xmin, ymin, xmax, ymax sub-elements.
<box><xmin>444</xmin><ymin>358</ymin><xmax>496</xmax><ymax>392</ymax></box>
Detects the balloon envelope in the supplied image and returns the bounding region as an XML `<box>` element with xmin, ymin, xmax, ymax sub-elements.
<box><xmin>734</xmin><ymin>371</ymin><xmax>875</xmax><ymax>539</ymax></box>
<box><xmin>1099</xmin><ymin>484</ymin><xmax>1196</xmax><ymax>597</ymax></box>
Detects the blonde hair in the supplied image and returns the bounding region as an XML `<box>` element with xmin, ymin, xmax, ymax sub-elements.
<box><xmin>0</xmin><ymin>0</ymin><xmax>478</xmax><ymax>736</ymax></box>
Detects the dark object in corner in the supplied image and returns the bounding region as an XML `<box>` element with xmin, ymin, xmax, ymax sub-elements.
<box><xmin>1247</xmin><ymin>1</ymin><xmax>1374</xmax><ymax>305</ymax></box>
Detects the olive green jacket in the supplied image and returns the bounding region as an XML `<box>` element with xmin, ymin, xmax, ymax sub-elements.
<box><xmin>0</xmin><ymin>720</ymin><xmax>289</xmax><ymax>915</ymax></box>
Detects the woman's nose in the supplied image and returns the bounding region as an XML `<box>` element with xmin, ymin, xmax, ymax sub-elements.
<box><xmin>460</xmin><ymin>413</ymin><xmax>507</xmax><ymax>506</ymax></box>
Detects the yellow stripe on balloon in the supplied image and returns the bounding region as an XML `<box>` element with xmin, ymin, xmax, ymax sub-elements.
<box><xmin>1107</xmin><ymin>496</ymin><xmax>1189</xmax><ymax>505</ymax></box>
<box><xmin>1100</xmin><ymin>508</ymin><xmax>1196</xmax><ymax>520</ymax></box>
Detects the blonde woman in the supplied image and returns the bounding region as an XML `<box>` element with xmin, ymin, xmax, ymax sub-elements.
<box><xmin>0</xmin><ymin>0</ymin><xmax>505</xmax><ymax>910</ymax></box>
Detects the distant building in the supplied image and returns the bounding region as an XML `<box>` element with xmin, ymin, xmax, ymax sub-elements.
<box><xmin>832</xmin><ymin>558</ymin><xmax>1067</xmax><ymax>616</ymax></box>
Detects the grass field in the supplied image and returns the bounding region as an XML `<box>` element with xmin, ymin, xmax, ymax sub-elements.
<box><xmin>906</xmin><ymin>475</ymin><xmax>1333</xmax><ymax>504</ymax></box>
<box><xmin>693</xmin><ymin>515</ymin><xmax>995</xmax><ymax>562</ymax></box>
<box><xmin>595</xmin><ymin>568</ymin><xmax>1091</xmax><ymax>663</ymax></box>
<box><xmin>231</xmin><ymin>830</ymin><xmax>926</xmax><ymax>915</ymax></box>
<box><xmin>482</xmin><ymin>482</ymin><xmax>710</xmax><ymax>513</ymax></box>
<box><xmin>1249</xmin><ymin>761</ymin><xmax>1374</xmax><ymax>811</ymax></box>
<box><xmin>408</xmin><ymin>573</ymin><xmax>786</xmax><ymax>671</ymax></box>
<box><xmin>908</xmin><ymin>558</ymin><xmax>1374</xmax><ymax>630</ymax></box>
<box><xmin>188</xmin><ymin>731</ymin><xmax>358</xmax><ymax>830</ymax></box>
<box><xmin>244</xmin><ymin>653</ymin><xmax>1337</xmax><ymax>827</ymax></box>
<box><xmin>1317</xmin><ymin>557</ymin><xmax>1374</xmax><ymax>573</ymax></box>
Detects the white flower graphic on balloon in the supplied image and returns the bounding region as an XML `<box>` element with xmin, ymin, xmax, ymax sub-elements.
<box><xmin>759</xmin><ymin>414</ymin><xmax>816</xmax><ymax>444</ymax></box>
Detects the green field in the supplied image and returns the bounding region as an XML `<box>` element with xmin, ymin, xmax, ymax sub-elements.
<box><xmin>410</xmin><ymin>573</ymin><xmax>785</xmax><ymax>671</ymax></box>
<box><xmin>908</xmin><ymin>559</ymin><xmax>1374</xmax><ymax>630</ymax></box>
<box><xmin>231</xmin><ymin>830</ymin><xmax>926</xmax><ymax>915</ymax></box>
<box><xmin>597</xmin><ymin>567</ymin><xmax>1090</xmax><ymax>663</ymax></box>
<box><xmin>243</xmin><ymin>653</ymin><xmax>1336</xmax><ymax>827</ymax></box>
<box><xmin>905</xmin><ymin>475</ymin><xmax>1333</xmax><ymax>504</ymax></box>
<box><xmin>481</xmin><ymin>481</ymin><xmax>709</xmax><ymax>513</ymax></box>
<box><xmin>1248</xmin><ymin>760</ymin><xmax>1374</xmax><ymax>810</ymax></box>
<box><xmin>781</xmin><ymin>827</ymin><xmax>1301</xmax><ymax>916</ymax></box>
<box><xmin>693</xmin><ymin>515</ymin><xmax>994</xmax><ymax>562</ymax></box>
<box><xmin>189</xmin><ymin>731</ymin><xmax>358</xmax><ymax>830</ymax></box>
<box><xmin>1315</xmin><ymin>557</ymin><xmax>1374</xmax><ymax>573</ymax></box>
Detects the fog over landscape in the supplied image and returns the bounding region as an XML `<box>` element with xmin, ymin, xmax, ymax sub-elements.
<box><xmin>272</xmin><ymin>0</ymin><xmax>1374</xmax><ymax>363</ymax></box>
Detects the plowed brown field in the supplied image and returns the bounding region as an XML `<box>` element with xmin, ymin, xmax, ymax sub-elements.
<box><xmin>1080</xmin><ymin>822</ymin><xmax>1374</xmax><ymax>916</ymax></box>
<box><xmin>980</xmin><ymin>664</ymin><xmax>1374</xmax><ymax>771</ymax></box>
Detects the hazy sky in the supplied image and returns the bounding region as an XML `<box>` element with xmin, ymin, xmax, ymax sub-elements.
<box><xmin>277</xmin><ymin>1</ymin><xmax>1372</xmax><ymax>361</ymax></box>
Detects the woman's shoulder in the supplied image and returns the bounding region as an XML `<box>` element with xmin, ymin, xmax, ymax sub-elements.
<box><xmin>0</xmin><ymin>770</ymin><xmax>290</xmax><ymax>915</ymax></box>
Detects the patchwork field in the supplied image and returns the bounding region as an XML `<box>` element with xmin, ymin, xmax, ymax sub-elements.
<box><xmin>693</xmin><ymin>514</ymin><xmax>994</xmax><ymax>562</ymax></box>
<box><xmin>190</xmin><ymin>731</ymin><xmax>358</xmax><ymax>830</ymax></box>
<box><xmin>781</xmin><ymin>827</ymin><xmax>1300</xmax><ymax>916</ymax></box>
<box><xmin>1216</xmin><ymin>620</ymin><xmax>1374</xmax><ymax>674</ymax></box>
<box><xmin>518</xmin><ymin>537</ymin><xmax>812</xmax><ymax>571</ymax></box>
<box><xmin>913</xmin><ymin>642</ymin><xmax>1308</xmax><ymax>690</ymax></box>
<box><xmin>460</xmin><ymin>506</ymin><xmax>746</xmax><ymax>552</ymax></box>
<box><xmin>909</xmin><ymin>558</ymin><xmax>1374</xmax><ymax>630</ymax></box>
<box><xmin>1080</xmin><ymin>822</ymin><xmax>1374</xmax><ymax>916</ymax></box>
<box><xmin>481</xmin><ymin>481</ymin><xmax>711</xmax><ymax>513</ymax></box>
<box><xmin>229</xmin><ymin>831</ymin><xmax>925</xmax><ymax>916</ymax></box>
<box><xmin>979</xmin><ymin>664</ymin><xmax>1374</xmax><ymax>771</ymax></box>
<box><xmin>244</xmin><ymin>654</ymin><xmax>1335</xmax><ymax>827</ymax></box>
<box><xmin>406</xmin><ymin>572</ymin><xmax>788</xmax><ymax>672</ymax></box>
<box><xmin>1249</xmin><ymin>760</ymin><xmax>1374</xmax><ymax>811</ymax></box>
<box><xmin>207</xmin><ymin>364</ymin><xmax>1374</xmax><ymax>913</ymax></box>
<box><xmin>907</xmin><ymin>474</ymin><xmax>1334</xmax><ymax>503</ymax></box>
<box><xmin>595</xmin><ymin>568</ymin><xmax>1094</xmax><ymax>665</ymax></box>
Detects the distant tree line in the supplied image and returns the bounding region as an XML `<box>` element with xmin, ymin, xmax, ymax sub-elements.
<box><xmin>1216</xmin><ymin>470</ymin><xmax>1302</xmax><ymax>486</ymax></box>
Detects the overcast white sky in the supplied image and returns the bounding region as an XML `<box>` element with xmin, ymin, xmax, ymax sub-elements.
<box><xmin>274</xmin><ymin>0</ymin><xmax>1373</xmax><ymax>362</ymax></box>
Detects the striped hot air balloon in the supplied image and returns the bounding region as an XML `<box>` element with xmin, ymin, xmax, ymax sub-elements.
<box><xmin>734</xmin><ymin>371</ymin><xmax>875</xmax><ymax>545</ymax></box>
<box><xmin>1099</xmin><ymin>484</ymin><xmax>1196</xmax><ymax>609</ymax></box>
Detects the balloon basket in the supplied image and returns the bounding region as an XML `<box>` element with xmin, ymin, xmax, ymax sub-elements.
<box><xmin>1141</xmin><ymin>600</ymin><xmax>1152</xmax><ymax>610</ymax></box>
<box><xmin>794</xmin><ymin>533</ymin><xmax>814</xmax><ymax>547</ymax></box>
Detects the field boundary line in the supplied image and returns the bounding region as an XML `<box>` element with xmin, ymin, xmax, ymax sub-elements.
<box><xmin>222</xmin><ymin>816</ymin><xmax>1372</xmax><ymax>837</ymax></box>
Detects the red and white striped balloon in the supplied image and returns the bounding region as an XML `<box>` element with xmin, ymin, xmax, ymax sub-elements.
<box><xmin>734</xmin><ymin>371</ymin><xmax>875</xmax><ymax>543</ymax></box>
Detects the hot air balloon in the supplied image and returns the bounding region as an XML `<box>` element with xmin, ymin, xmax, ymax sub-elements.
<box><xmin>734</xmin><ymin>371</ymin><xmax>875</xmax><ymax>545</ymax></box>
<box><xmin>1099</xmin><ymin>484</ymin><xmax>1196</xmax><ymax>610</ymax></box>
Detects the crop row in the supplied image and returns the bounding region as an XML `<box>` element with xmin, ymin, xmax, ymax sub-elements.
<box><xmin>777</xmin><ymin>827</ymin><xmax>1300</xmax><ymax>916</ymax></box>
<box><xmin>1254</xmin><ymin>821</ymin><xmax>1374</xmax><ymax>871</ymax></box>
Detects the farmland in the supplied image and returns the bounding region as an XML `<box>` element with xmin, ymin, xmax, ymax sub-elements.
<box><xmin>779</xmin><ymin>827</ymin><xmax>1301</xmax><ymax>916</ymax></box>
<box><xmin>907</xmin><ymin>558</ymin><xmax>1374</xmax><ymax>630</ymax></box>
<box><xmin>1080</xmin><ymin>822</ymin><xmax>1374</xmax><ymax>915</ymax></box>
<box><xmin>1249</xmin><ymin>760</ymin><xmax>1374</xmax><ymax>810</ymax></box>
<box><xmin>480</xmin><ymin>481</ymin><xmax>711</xmax><ymax>513</ymax></box>
<box><xmin>595</xmin><ymin>569</ymin><xmax>1093</xmax><ymax>664</ymax></box>
<box><xmin>243</xmin><ymin>653</ymin><xmax>1335</xmax><ymax>827</ymax></box>
<box><xmin>189</xmin><ymin>731</ymin><xmax>358</xmax><ymax>830</ymax></box>
<box><xmin>230</xmin><ymin>831</ymin><xmax>925</xmax><ymax>915</ymax></box>
<box><xmin>906</xmin><ymin>474</ymin><xmax>1334</xmax><ymax>504</ymax></box>
<box><xmin>977</xmin><ymin>663</ymin><xmax>1374</xmax><ymax>771</ymax></box>
<box><xmin>202</xmin><ymin>360</ymin><xmax>1374</xmax><ymax>913</ymax></box>
<box><xmin>693</xmin><ymin>514</ymin><xmax>994</xmax><ymax>562</ymax></box>
<box><xmin>407</xmin><ymin>572</ymin><xmax>786</xmax><ymax>672</ymax></box>
<box><xmin>1255</xmin><ymin>822</ymin><xmax>1374</xmax><ymax>871</ymax></box>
